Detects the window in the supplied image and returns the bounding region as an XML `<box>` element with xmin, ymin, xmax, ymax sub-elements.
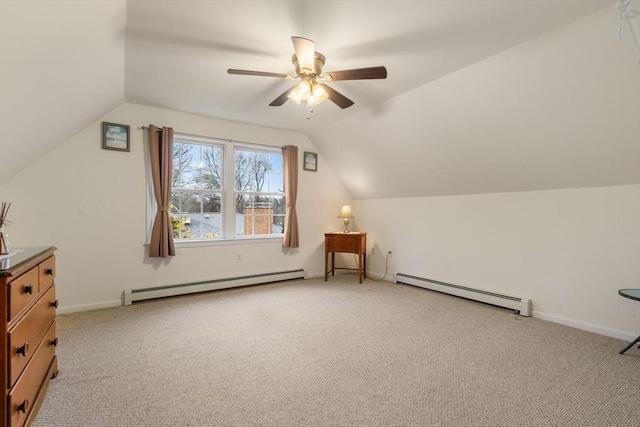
<box><xmin>234</xmin><ymin>148</ymin><xmax>285</xmax><ymax>237</ymax></box>
<box><xmin>169</xmin><ymin>134</ymin><xmax>284</xmax><ymax>241</ymax></box>
<box><xmin>171</xmin><ymin>139</ymin><xmax>223</xmax><ymax>239</ymax></box>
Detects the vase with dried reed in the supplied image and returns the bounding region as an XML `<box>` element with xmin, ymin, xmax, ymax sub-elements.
<box><xmin>0</xmin><ymin>202</ymin><xmax>11</xmax><ymax>255</ymax></box>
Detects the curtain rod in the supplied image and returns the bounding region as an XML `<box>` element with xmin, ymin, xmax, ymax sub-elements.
<box><xmin>138</xmin><ymin>126</ymin><xmax>288</xmax><ymax>150</ymax></box>
<box><xmin>176</xmin><ymin>129</ymin><xmax>286</xmax><ymax>150</ymax></box>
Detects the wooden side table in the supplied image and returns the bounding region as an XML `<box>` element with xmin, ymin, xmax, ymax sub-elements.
<box><xmin>324</xmin><ymin>232</ymin><xmax>367</xmax><ymax>283</ymax></box>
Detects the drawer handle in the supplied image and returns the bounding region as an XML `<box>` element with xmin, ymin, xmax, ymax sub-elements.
<box><xmin>51</xmin><ymin>299</ymin><xmax>59</xmax><ymax>309</ymax></box>
<box><xmin>17</xmin><ymin>343</ymin><xmax>29</xmax><ymax>357</ymax></box>
<box><xmin>18</xmin><ymin>399</ymin><xmax>29</xmax><ymax>413</ymax></box>
<box><xmin>24</xmin><ymin>284</ymin><xmax>34</xmax><ymax>294</ymax></box>
<box><xmin>52</xmin><ymin>337</ymin><xmax>59</xmax><ymax>347</ymax></box>
<box><xmin>45</xmin><ymin>267</ymin><xmax>54</xmax><ymax>275</ymax></box>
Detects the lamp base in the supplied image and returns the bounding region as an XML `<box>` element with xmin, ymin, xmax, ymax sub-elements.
<box><xmin>343</xmin><ymin>218</ymin><xmax>350</xmax><ymax>233</ymax></box>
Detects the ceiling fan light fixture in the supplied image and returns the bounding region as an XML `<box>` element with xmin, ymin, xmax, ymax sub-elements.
<box><xmin>312</xmin><ymin>84</ymin><xmax>326</xmax><ymax>98</ymax></box>
<box><xmin>288</xmin><ymin>84</ymin><xmax>310</xmax><ymax>104</ymax></box>
<box><xmin>288</xmin><ymin>76</ymin><xmax>329</xmax><ymax>106</ymax></box>
<box><xmin>307</xmin><ymin>84</ymin><xmax>328</xmax><ymax>106</ymax></box>
<box><xmin>287</xmin><ymin>89</ymin><xmax>303</xmax><ymax>105</ymax></box>
<box><xmin>297</xmin><ymin>79</ymin><xmax>311</xmax><ymax>98</ymax></box>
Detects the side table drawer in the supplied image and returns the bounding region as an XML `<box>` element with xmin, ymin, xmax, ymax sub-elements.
<box><xmin>8</xmin><ymin>267</ymin><xmax>39</xmax><ymax>321</ymax></box>
<box><xmin>327</xmin><ymin>236</ymin><xmax>359</xmax><ymax>253</ymax></box>
<box><xmin>8</xmin><ymin>286</ymin><xmax>57</xmax><ymax>386</ymax></box>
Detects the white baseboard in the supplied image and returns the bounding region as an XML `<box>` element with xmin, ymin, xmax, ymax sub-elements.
<box><xmin>124</xmin><ymin>269</ymin><xmax>305</xmax><ymax>305</ymax></box>
<box><xmin>57</xmin><ymin>300</ymin><xmax>122</xmax><ymax>315</ymax></box>
<box><xmin>533</xmin><ymin>311</ymin><xmax>636</xmax><ymax>341</ymax></box>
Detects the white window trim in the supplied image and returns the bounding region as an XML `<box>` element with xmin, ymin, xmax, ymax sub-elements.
<box><xmin>145</xmin><ymin>132</ymin><xmax>284</xmax><ymax>246</ymax></box>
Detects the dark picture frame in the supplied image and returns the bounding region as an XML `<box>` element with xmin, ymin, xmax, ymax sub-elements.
<box><xmin>303</xmin><ymin>151</ymin><xmax>318</xmax><ymax>172</ymax></box>
<box><xmin>102</xmin><ymin>122</ymin><xmax>130</xmax><ymax>152</ymax></box>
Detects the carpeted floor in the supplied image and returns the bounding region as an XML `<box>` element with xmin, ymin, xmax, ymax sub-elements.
<box><xmin>34</xmin><ymin>276</ymin><xmax>639</xmax><ymax>426</ymax></box>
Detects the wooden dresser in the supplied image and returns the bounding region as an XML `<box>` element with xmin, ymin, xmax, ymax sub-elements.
<box><xmin>0</xmin><ymin>247</ymin><xmax>58</xmax><ymax>427</ymax></box>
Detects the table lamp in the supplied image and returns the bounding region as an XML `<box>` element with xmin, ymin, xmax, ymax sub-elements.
<box><xmin>338</xmin><ymin>204</ymin><xmax>354</xmax><ymax>233</ymax></box>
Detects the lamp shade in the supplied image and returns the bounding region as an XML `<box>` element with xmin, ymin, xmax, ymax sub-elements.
<box><xmin>338</xmin><ymin>204</ymin><xmax>354</xmax><ymax>219</ymax></box>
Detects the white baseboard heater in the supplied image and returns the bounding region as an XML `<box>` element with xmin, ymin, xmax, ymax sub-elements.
<box><xmin>395</xmin><ymin>273</ymin><xmax>531</xmax><ymax>316</ymax></box>
<box><xmin>123</xmin><ymin>269</ymin><xmax>306</xmax><ymax>305</ymax></box>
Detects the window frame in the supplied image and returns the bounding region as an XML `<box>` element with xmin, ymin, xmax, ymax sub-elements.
<box><xmin>232</xmin><ymin>146</ymin><xmax>286</xmax><ymax>239</ymax></box>
<box><xmin>147</xmin><ymin>132</ymin><xmax>285</xmax><ymax>246</ymax></box>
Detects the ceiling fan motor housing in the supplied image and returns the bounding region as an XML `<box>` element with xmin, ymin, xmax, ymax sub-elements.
<box><xmin>292</xmin><ymin>52</ymin><xmax>326</xmax><ymax>76</ymax></box>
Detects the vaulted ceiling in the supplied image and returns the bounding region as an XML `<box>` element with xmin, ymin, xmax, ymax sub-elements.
<box><xmin>1</xmin><ymin>0</ymin><xmax>638</xmax><ymax>198</ymax></box>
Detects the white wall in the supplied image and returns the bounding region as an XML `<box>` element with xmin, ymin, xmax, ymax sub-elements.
<box><xmin>0</xmin><ymin>103</ymin><xmax>351</xmax><ymax>312</ymax></box>
<box><xmin>355</xmin><ymin>185</ymin><xmax>640</xmax><ymax>340</ymax></box>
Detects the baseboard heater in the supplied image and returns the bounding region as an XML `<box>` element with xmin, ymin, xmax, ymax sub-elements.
<box><xmin>395</xmin><ymin>273</ymin><xmax>531</xmax><ymax>316</ymax></box>
<box><xmin>123</xmin><ymin>269</ymin><xmax>306</xmax><ymax>305</ymax></box>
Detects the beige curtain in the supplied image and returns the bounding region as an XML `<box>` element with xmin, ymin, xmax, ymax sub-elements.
<box><xmin>282</xmin><ymin>145</ymin><xmax>299</xmax><ymax>248</ymax></box>
<box><xmin>149</xmin><ymin>125</ymin><xmax>176</xmax><ymax>258</ymax></box>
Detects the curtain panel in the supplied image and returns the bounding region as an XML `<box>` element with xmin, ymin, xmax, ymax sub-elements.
<box><xmin>282</xmin><ymin>145</ymin><xmax>299</xmax><ymax>248</ymax></box>
<box><xmin>148</xmin><ymin>125</ymin><xmax>176</xmax><ymax>258</ymax></box>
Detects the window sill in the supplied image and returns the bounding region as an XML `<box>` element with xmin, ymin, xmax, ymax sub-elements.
<box><xmin>144</xmin><ymin>236</ymin><xmax>283</xmax><ymax>248</ymax></box>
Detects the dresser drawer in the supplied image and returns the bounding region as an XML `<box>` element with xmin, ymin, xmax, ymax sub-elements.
<box><xmin>38</xmin><ymin>255</ymin><xmax>56</xmax><ymax>292</ymax></box>
<box><xmin>8</xmin><ymin>267</ymin><xmax>39</xmax><ymax>321</ymax></box>
<box><xmin>8</xmin><ymin>323</ymin><xmax>57</xmax><ymax>427</ymax></box>
<box><xmin>8</xmin><ymin>286</ymin><xmax>57</xmax><ymax>386</ymax></box>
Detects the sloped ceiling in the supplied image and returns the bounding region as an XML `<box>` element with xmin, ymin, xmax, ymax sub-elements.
<box><xmin>0</xmin><ymin>0</ymin><xmax>126</xmax><ymax>184</ymax></box>
<box><xmin>309</xmin><ymin>5</ymin><xmax>640</xmax><ymax>198</ymax></box>
<box><xmin>2</xmin><ymin>1</ymin><xmax>638</xmax><ymax>198</ymax></box>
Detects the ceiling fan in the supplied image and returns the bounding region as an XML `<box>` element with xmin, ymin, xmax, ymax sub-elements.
<box><xmin>227</xmin><ymin>36</ymin><xmax>387</xmax><ymax>109</ymax></box>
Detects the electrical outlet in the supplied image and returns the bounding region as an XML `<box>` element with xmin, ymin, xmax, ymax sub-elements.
<box><xmin>371</xmin><ymin>247</ymin><xmax>376</xmax><ymax>255</ymax></box>
<box><xmin>388</xmin><ymin>250</ymin><xmax>393</xmax><ymax>258</ymax></box>
<box><xmin>236</xmin><ymin>254</ymin><xmax>242</xmax><ymax>262</ymax></box>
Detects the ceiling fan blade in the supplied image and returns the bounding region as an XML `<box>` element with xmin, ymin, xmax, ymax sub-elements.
<box><xmin>291</xmin><ymin>36</ymin><xmax>315</xmax><ymax>74</ymax></box>
<box><xmin>228</xmin><ymin>69</ymin><xmax>291</xmax><ymax>79</ymax></box>
<box><xmin>269</xmin><ymin>85</ymin><xmax>296</xmax><ymax>106</ymax></box>
<box><xmin>321</xmin><ymin>66</ymin><xmax>387</xmax><ymax>81</ymax></box>
<box><xmin>322</xmin><ymin>85</ymin><xmax>354</xmax><ymax>109</ymax></box>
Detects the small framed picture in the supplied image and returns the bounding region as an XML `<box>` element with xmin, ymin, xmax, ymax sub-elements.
<box><xmin>303</xmin><ymin>151</ymin><xmax>318</xmax><ymax>172</ymax></box>
<box><xmin>102</xmin><ymin>122</ymin><xmax>130</xmax><ymax>152</ymax></box>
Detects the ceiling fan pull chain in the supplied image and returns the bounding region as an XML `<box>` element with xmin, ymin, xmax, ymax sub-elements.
<box><xmin>307</xmin><ymin>107</ymin><xmax>314</xmax><ymax>120</ymax></box>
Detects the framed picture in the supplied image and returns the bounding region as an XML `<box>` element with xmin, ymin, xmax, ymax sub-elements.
<box><xmin>303</xmin><ymin>151</ymin><xmax>318</xmax><ymax>172</ymax></box>
<box><xmin>102</xmin><ymin>122</ymin><xmax>130</xmax><ymax>152</ymax></box>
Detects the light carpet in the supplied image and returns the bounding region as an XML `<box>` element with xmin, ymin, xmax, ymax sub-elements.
<box><xmin>34</xmin><ymin>276</ymin><xmax>639</xmax><ymax>426</ymax></box>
